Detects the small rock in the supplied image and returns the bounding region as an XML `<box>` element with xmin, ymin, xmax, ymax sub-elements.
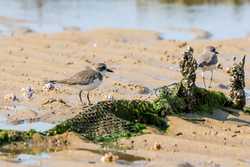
<box><xmin>225</xmin><ymin>67</ymin><xmax>231</xmax><ymax>74</ymax></box>
<box><xmin>101</xmin><ymin>152</ymin><xmax>119</xmax><ymax>163</ymax></box>
<box><xmin>234</xmin><ymin>130</ymin><xmax>240</xmax><ymax>134</ymax></box>
<box><xmin>231</xmin><ymin>134</ymin><xmax>237</xmax><ymax>138</ymax></box>
<box><xmin>106</xmin><ymin>95</ymin><xmax>114</xmax><ymax>101</ymax></box>
<box><xmin>43</xmin><ymin>83</ymin><xmax>55</xmax><ymax>91</ymax></box>
<box><xmin>217</xmin><ymin>63</ymin><xmax>223</xmax><ymax>69</ymax></box>
<box><xmin>21</xmin><ymin>86</ymin><xmax>34</xmax><ymax>99</ymax></box>
<box><xmin>176</xmin><ymin>132</ymin><xmax>183</xmax><ymax>136</ymax></box>
<box><xmin>152</xmin><ymin>143</ymin><xmax>162</xmax><ymax>151</ymax></box>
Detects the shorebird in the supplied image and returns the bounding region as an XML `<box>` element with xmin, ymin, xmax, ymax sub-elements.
<box><xmin>198</xmin><ymin>46</ymin><xmax>219</xmax><ymax>88</ymax></box>
<box><xmin>48</xmin><ymin>63</ymin><xmax>113</xmax><ymax>105</ymax></box>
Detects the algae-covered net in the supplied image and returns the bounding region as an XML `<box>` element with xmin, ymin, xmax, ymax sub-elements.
<box><xmin>46</xmin><ymin>100</ymin><xmax>168</xmax><ymax>142</ymax></box>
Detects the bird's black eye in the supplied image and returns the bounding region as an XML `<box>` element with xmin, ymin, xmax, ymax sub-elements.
<box><xmin>97</xmin><ymin>66</ymin><xmax>106</xmax><ymax>71</ymax></box>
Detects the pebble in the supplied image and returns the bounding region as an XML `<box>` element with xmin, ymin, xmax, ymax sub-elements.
<box><xmin>101</xmin><ymin>152</ymin><xmax>119</xmax><ymax>163</ymax></box>
<box><xmin>21</xmin><ymin>86</ymin><xmax>34</xmax><ymax>99</ymax></box>
<box><xmin>217</xmin><ymin>63</ymin><xmax>223</xmax><ymax>69</ymax></box>
<box><xmin>43</xmin><ymin>83</ymin><xmax>55</xmax><ymax>91</ymax></box>
<box><xmin>106</xmin><ymin>95</ymin><xmax>114</xmax><ymax>101</ymax></box>
<box><xmin>152</xmin><ymin>143</ymin><xmax>162</xmax><ymax>151</ymax></box>
<box><xmin>234</xmin><ymin>130</ymin><xmax>240</xmax><ymax>134</ymax></box>
<box><xmin>225</xmin><ymin>67</ymin><xmax>231</xmax><ymax>74</ymax></box>
<box><xmin>232</xmin><ymin>134</ymin><xmax>237</xmax><ymax>138</ymax></box>
<box><xmin>176</xmin><ymin>132</ymin><xmax>183</xmax><ymax>136</ymax></box>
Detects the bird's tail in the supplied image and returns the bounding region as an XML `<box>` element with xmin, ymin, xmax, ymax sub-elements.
<box><xmin>44</xmin><ymin>79</ymin><xmax>76</xmax><ymax>85</ymax></box>
<box><xmin>43</xmin><ymin>79</ymin><xmax>64</xmax><ymax>84</ymax></box>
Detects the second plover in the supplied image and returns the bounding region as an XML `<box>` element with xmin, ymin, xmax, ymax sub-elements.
<box><xmin>48</xmin><ymin>63</ymin><xmax>113</xmax><ymax>105</ymax></box>
<box><xmin>198</xmin><ymin>46</ymin><xmax>219</xmax><ymax>88</ymax></box>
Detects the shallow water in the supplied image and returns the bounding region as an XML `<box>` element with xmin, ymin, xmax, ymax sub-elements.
<box><xmin>0</xmin><ymin>121</ymin><xmax>55</xmax><ymax>132</ymax></box>
<box><xmin>0</xmin><ymin>113</ymin><xmax>55</xmax><ymax>132</ymax></box>
<box><xmin>0</xmin><ymin>0</ymin><xmax>250</xmax><ymax>39</ymax></box>
<box><xmin>0</xmin><ymin>148</ymin><xmax>50</xmax><ymax>166</ymax></box>
<box><xmin>14</xmin><ymin>153</ymin><xmax>49</xmax><ymax>166</ymax></box>
<box><xmin>0</xmin><ymin>147</ymin><xmax>147</xmax><ymax>167</ymax></box>
<box><xmin>245</xmin><ymin>88</ymin><xmax>250</xmax><ymax>99</ymax></box>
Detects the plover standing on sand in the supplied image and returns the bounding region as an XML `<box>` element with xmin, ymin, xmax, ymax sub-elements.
<box><xmin>48</xmin><ymin>63</ymin><xmax>113</xmax><ymax>105</ymax></box>
<box><xmin>198</xmin><ymin>46</ymin><xmax>219</xmax><ymax>88</ymax></box>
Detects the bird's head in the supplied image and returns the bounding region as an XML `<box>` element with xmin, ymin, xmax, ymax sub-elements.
<box><xmin>95</xmin><ymin>63</ymin><xmax>114</xmax><ymax>74</ymax></box>
<box><xmin>205</xmin><ymin>46</ymin><xmax>219</xmax><ymax>54</ymax></box>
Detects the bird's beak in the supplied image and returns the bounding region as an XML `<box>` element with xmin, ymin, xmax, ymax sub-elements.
<box><xmin>215</xmin><ymin>51</ymin><xmax>219</xmax><ymax>54</ymax></box>
<box><xmin>106</xmin><ymin>68</ymin><xmax>114</xmax><ymax>73</ymax></box>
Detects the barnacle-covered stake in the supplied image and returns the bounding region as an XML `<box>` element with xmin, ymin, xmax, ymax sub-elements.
<box><xmin>179</xmin><ymin>46</ymin><xmax>198</xmax><ymax>111</ymax></box>
<box><xmin>229</xmin><ymin>56</ymin><xmax>246</xmax><ymax>109</ymax></box>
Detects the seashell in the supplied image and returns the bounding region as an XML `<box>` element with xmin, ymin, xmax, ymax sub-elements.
<box><xmin>106</xmin><ymin>95</ymin><xmax>114</xmax><ymax>101</ymax></box>
<box><xmin>43</xmin><ymin>83</ymin><xmax>55</xmax><ymax>91</ymax></box>
<box><xmin>4</xmin><ymin>93</ymin><xmax>18</xmax><ymax>102</ymax></box>
<box><xmin>101</xmin><ymin>152</ymin><xmax>119</xmax><ymax>163</ymax></box>
<box><xmin>21</xmin><ymin>86</ymin><xmax>34</xmax><ymax>99</ymax></box>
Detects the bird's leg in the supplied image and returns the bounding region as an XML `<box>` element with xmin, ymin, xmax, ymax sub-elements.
<box><xmin>202</xmin><ymin>71</ymin><xmax>207</xmax><ymax>88</ymax></box>
<box><xmin>79</xmin><ymin>89</ymin><xmax>84</xmax><ymax>105</ymax></box>
<box><xmin>86</xmin><ymin>91</ymin><xmax>92</xmax><ymax>105</ymax></box>
<box><xmin>209</xmin><ymin>70</ymin><xmax>213</xmax><ymax>88</ymax></box>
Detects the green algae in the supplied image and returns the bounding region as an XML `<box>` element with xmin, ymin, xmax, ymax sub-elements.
<box><xmin>243</xmin><ymin>106</ymin><xmax>250</xmax><ymax>114</ymax></box>
<box><xmin>0</xmin><ymin>129</ymin><xmax>37</xmax><ymax>146</ymax></box>
<box><xmin>153</xmin><ymin>83</ymin><xmax>230</xmax><ymax>115</ymax></box>
<box><xmin>193</xmin><ymin>87</ymin><xmax>230</xmax><ymax>113</ymax></box>
<box><xmin>46</xmin><ymin>100</ymin><xmax>168</xmax><ymax>142</ymax></box>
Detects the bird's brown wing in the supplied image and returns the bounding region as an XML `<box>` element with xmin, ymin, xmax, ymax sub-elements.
<box><xmin>198</xmin><ymin>52</ymin><xmax>211</xmax><ymax>65</ymax></box>
<box><xmin>198</xmin><ymin>53</ymin><xmax>218</xmax><ymax>67</ymax></box>
<box><xmin>54</xmin><ymin>69</ymin><xmax>102</xmax><ymax>85</ymax></box>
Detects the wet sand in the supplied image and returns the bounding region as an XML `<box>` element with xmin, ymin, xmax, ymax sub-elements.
<box><xmin>0</xmin><ymin>28</ymin><xmax>250</xmax><ymax>166</ymax></box>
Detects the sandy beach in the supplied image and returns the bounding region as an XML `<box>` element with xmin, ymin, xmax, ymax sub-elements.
<box><xmin>0</xmin><ymin>28</ymin><xmax>250</xmax><ymax>166</ymax></box>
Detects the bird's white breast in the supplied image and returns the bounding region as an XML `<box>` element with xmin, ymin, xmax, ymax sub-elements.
<box><xmin>82</xmin><ymin>78</ymin><xmax>102</xmax><ymax>91</ymax></box>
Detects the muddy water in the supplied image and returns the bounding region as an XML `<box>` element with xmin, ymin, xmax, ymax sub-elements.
<box><xmin>0</xmin><ymin>112</ymin><xmax>55</xmax><ymax>132</ymax></box>
<box><xmin>0</xmin><ymin>146</ymin><xmax>148</xmax><ymax>167</ymax></box>
<box><xmin>0</xmin><ymin>0</ymin><xmax>250</xmax><ymax>39</ymax></box>
<box><xmin>1</xmin><ymin>153</ymin><xmax>49</xmax><ymax>166</ymax></box>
